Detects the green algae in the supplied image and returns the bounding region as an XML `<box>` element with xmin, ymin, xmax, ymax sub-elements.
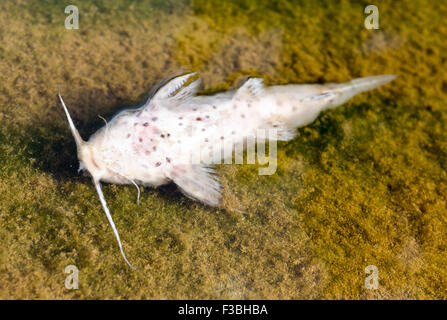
<box><xmin>0</xmin><ymin>0</ymin><xmax>446</xmax><ymax>299</ymax></box>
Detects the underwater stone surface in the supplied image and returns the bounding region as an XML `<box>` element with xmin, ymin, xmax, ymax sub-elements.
<box><xmin>0</xmin><ymin>0</ymin><xmax>446</xmax><ymax>299</ymax></box>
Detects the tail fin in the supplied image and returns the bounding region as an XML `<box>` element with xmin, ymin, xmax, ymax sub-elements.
<box><xmin>324</xmin><ymin>74</ymin><xmax>397</xmax><ymax>109</ymax></box>
<box><xmin>275</xmin><ymin>74</ymin><xmax>396</xmax><ymax>131</ymax></box>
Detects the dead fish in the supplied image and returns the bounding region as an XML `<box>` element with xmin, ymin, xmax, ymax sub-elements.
<box><xmin>58</xmin><ymin>73</ymin><xmax>396</xmax><ymax>268</ymax></box>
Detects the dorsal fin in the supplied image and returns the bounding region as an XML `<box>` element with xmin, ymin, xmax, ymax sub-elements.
<box><xmin>232</xmin><ymin>78</ymin><xmax>265</xmax><ymax>102</ymax></box>
<box><xmin>150</xmin><ymin>72</ymin><xmax>197</xmax><ymax>103</ymax></box>
<box><xmin>172</xmin><ymin>78</ymin><xmax>201</xmax><ymax>101</ymax></box>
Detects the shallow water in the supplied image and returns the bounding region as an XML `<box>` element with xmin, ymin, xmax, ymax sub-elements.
<box><xmin>0</xmin><ymin>0</ymin><xmax>446</xmax><ymax>299</ymax></box>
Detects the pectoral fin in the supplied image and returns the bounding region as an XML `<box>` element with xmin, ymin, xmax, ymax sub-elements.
<box><xmin>169</xmin><ymin>165</ymin><xmax>221</xmax><ymax>207</ymax></box>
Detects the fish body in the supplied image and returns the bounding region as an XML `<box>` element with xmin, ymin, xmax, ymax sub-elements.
<box><xmin>58</xmin><ymin>73</ymin><xmax>396</xmax><ymax>268</ymax></box>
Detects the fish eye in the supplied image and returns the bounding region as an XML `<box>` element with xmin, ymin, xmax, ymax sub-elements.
<box><xmin>77</xmin><ymin>162</ymin><xmax>90</xmax><ymax>177</ymax></box>
<box><xmin>82</xmin><ymin>170</ymin><xmax>91</xmax><ymax>178</ymax></box>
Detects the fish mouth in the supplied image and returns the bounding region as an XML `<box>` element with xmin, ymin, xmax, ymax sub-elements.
<box><xmin>76</xmin><ymin>144</ymin><xmax>104</xmax><ymax>180</ymax></box>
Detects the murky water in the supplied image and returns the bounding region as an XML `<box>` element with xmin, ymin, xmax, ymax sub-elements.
<box><xmin>0</xmin><ymin>0</ymin><xmax>445</xmax><ymax>299</ymax></box>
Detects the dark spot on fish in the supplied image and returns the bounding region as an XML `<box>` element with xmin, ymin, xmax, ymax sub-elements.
<box><xmin>241</xmin><ymin>114</ymin><xmax>245</xmax><ymax>118</ymax></box>
<box><xmin>126</xmin><ymin>134</ymin><xmax>131</xmax><ymax>138</ymax></box>
<box><xmin>143</xmin><ymin>122</ymin><xmax>149</xmax><ymax>127</ymax></box>
<box><xmin>212</xmin><ymin>105</ymin><xmax>216</xmax><ymax>109</ymax></box>
<box><xmin>205</xmin><ymin>115</ymin><xmax>210</xmax><ymax>119</ymax></box>
<box><xmin>152</xmin><ymin>117</ymin><xmax>158</xmax><ymax>121</ymax></box>
<box><xmin>155</xmin><ymin>162</ymin><xmax>161</xmax><ymax>167</ymax></box>
<box><xmin>167</xmin><ymin>133</ymin><xmax>171</xmax><ymax>137</ymax></box>
<box><xmin>139</xmin><ymin>138</ymin><xmax>143</xmax><ymax>142</ymax></box>
<box><xmin>196</xmin><ymin>117</ymin><xmax>202</xmax><ymax>121</ymax></box>
<box><xmin>220</xmin><ymin>136</ymin><xmax>224</xmax><ymax>140</ymax></box>
<box><xmin>166</xmin><ymin>157</ymin><xmax>171</xmax><ymax>163</ymax></box>
<box><xmin>179</xmin><ymin>116</ymin><xmax>183</xmax><ymax>120</ymax></box>
<box><xmin>161</xmin><ymin>134</ymin><xmax>165</xmax><ymax>138</ymax></box>
<box><xmin>153</xmin><ymin>146</ymin><xmax>157</xmax><ymax>151</ymax></box>
<box><xmin>193</xmin><ymin>108</ymin><xmax>197</xmax><ymax>111</ymax></box>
